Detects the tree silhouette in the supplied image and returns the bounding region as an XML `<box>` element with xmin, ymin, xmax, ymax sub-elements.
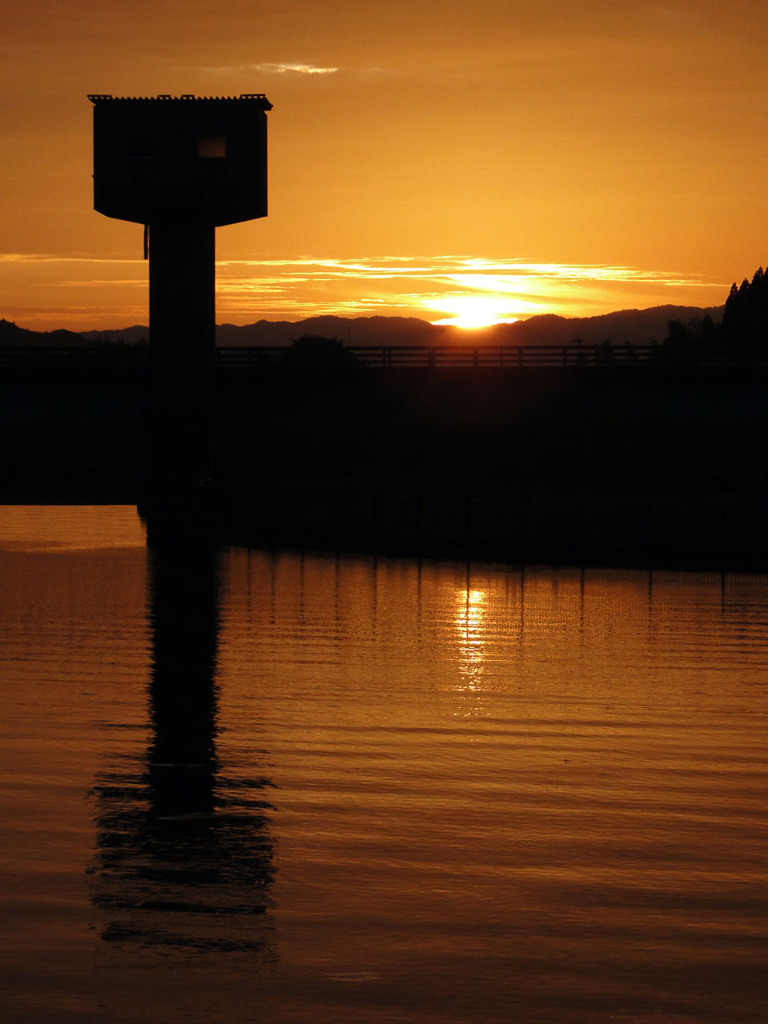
<box><xmin>660</xmin><ymin>314</ymin><xmax>717</xmax><ymax>363</ymax></box>
<box><xmin>281</xmin><ymin>334</ymin><xmax>359</xmax><ymax>367</ymax></box>
<box><xmin>721</xmin><ymin>265</ymin><xmax>768</xmax><ymax>350</ymax></box>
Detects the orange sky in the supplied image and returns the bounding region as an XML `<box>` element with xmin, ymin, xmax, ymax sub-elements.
<box><xmin>2</xmin><ymin>0</ymin><xmax>767</xmax><ymax>330</ymax></box>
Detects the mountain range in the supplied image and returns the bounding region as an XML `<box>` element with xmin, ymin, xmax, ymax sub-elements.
<box><xmin>0</xmin><ymin>305</ymin><xmax>722</xmax><ymax>349</ymax></box>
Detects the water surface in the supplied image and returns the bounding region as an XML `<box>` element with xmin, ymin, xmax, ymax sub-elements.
<box><xmin>1</xmin><ymin>506</ymin><xmax>767</xmax><ymax>1023</ymax></box>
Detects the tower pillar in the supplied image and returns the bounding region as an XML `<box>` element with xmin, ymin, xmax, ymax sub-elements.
<box><xmin>148</xmin><ymin>221</ymin><xmax>216</xmax><ymax>492</ymax></box>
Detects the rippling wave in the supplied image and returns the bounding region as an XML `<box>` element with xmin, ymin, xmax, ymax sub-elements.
<box><xmin>1</xmin><ymin>509</ymin><xmax>767</xmax><ymax>1023</ymax></box>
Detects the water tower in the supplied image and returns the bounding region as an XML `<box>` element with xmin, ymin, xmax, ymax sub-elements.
<box><xmin>88</xmin><ymin>93</ymin><xmax>272</xmax><ymax>492</ymax></box>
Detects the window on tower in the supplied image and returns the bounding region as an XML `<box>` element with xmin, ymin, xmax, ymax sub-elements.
<box><xmin>197</xmin><ymin>137</ymin><xmax>227</xmax><ymax>159</ymax></box>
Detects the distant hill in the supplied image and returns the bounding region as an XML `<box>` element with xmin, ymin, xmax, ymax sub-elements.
<box><xmin>0</xmin><ymin>306</ymin><xmax>723</xmax><ymax>349</ymax></box>
<box><xmin>79</xmin><ymin>325</ymin><xmax>149</xmax><ymax>346</ymax></box>
<box><xmin>488</xmin><ymin>306</ymin><xmax>724</xmax><ymax>347</ymax></box>
<box><xmin>0</xmin><ymin>318</ymin><xmax>90</xmax><ymax>347</ymax></box>
<box><xmin>217</xmin><ymin>306</ymin><xmax>723</xmax><ymax>347</ymax></box>
<box><xmin>216</xmin><ymin>315</ymin><xmax>439</xmax><ymax>347</ymax></box>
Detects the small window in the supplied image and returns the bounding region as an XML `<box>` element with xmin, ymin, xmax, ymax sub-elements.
<box><xmin>197</xmin><ymin>136</ymin><xmax>227</xmax><ymax>159</ymax></box>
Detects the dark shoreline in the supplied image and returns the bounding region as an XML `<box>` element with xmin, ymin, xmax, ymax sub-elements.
<box><xmin>3</xmin><ymin>356</ymin><xmax>768</xmax><ymax>570</ymax></box>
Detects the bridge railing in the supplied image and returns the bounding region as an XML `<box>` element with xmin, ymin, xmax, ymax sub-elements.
<box><xmin>217</xmin><ymin>343</ymin><xmax>660</xmax><ymax>369</ymax></box>
<box><xmin>0</xmin><ymin>342</ymin><xmax>662</xmax><ymax>370</ymax></box>
<box><xmin>0</xmin><ymin>346</ymin><xmax>149</xmax><ymax>367</ymax></box>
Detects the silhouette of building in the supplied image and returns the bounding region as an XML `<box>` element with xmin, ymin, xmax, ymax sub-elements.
<box><xmin>88</xmin><ymin>93</ymin><xmax>272</xmax><ymax>491</ymax></box>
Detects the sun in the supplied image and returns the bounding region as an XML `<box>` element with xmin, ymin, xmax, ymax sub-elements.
<box><xmin>429</xmin><ymin>296</ymin><xmax>519</xmax><ymax>329</ymax></box>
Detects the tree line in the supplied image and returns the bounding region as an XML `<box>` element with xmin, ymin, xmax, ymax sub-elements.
<box><xmin>662</xmin><ymin>264</ymin><xmax>768</xmax><ymax>363</ymax></box>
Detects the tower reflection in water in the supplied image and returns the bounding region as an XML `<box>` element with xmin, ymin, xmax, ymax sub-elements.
<box><xmin>88</xmin><ymin>516</ymin><xmax>275</xmax><ymax>955</ymax></box>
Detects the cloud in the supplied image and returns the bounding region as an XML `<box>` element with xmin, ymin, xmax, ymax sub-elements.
<box><xmin>214</xmin><ymin>256</ymin><xmax>726</xmax><ymax>324</ymax></box>
<box><xmin>203</xmin><ymin>62</ymin><xmax>339</xmax><ymax>76</ymax></box>
<box><xmin>256</xmin><ymin>62</ymin><xmax>338</xmax><ymax>75</ymax></box>
<box><xmin>0</xmin><ymin>254</ymin><xmax>144</xmax><ymax>265</ymax></box>
<box><xmin>2</xmin><ymin>252</ymin><xmax>727</xmax><ymax>331</ymax></box>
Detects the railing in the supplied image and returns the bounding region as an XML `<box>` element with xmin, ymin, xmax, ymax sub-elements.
<box><xmin>0</xmin><ymin>342</ymin><xmax>666</xmax><ymax>370</ymax></box>
<box><xmin>0</xmin><ymin>346</ymin><xmax>149</xmax><ymax>367</ymax></box>
<box><xmin>217</xmin><ymin>343</ymin><xmax>660</xmax><ymax>369</ymax></box>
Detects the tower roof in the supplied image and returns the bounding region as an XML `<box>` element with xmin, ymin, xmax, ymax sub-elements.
<box><xmin>88</xmin><ymin>93</ymin><xmax>272</xmax><ymax>110</ymax></box>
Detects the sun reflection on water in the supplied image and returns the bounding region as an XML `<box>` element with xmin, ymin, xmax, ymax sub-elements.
<box><xmin>454</xmin><ymin>586</ymin><xmax>489</xmax><ymax>715</ymax></box>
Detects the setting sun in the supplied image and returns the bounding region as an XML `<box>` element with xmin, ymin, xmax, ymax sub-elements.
<box><xmin>430</xmin><ymin>296</ymin><xmax>521</xmax><ymax>329</ymax></box>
